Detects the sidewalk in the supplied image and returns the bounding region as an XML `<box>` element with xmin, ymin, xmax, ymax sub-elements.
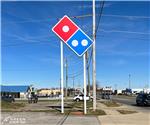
<box><xmin>97</xmin><ymin>100</ymin><xmax>150</xmax><ymax>125</ymax></box>
<box><xmin>98</xmin><ymin>112</ymin><xmax>150</xmax><ymax>125</ymax></box>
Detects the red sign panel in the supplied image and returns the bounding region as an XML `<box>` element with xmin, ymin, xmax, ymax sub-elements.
<box><xmin>52</xmin><ymin>16</ymin><xmax>78</xmax><ymax>42</ymax></box>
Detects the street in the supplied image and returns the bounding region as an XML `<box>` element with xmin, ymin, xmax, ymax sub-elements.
<box><xmin>112</xmin><ymin>96</ymin><xmax>150</xmax><ymax>113</ymax></box>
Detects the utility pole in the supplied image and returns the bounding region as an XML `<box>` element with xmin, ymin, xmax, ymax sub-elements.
<box><xmin>72</xmin><ymin>76</ymin><xmax>75</xmax><ymax>96</ymax></box>
<box><xmin>114</xmin><ymin>84</ymin><xmax>117</xmax><ymax>90</ymax></box>
<box><xmin>129</xmin><ymin>74</ymin><xmax>131</xmax><ymax>89</ymax></box>
<box><xmin>65</xmin><ymin>58</ymin><xmax>68</xmax><ymax>100</ymax></box>
<box><xmin>59</xmin><ymin>78</ymin><xmax>61</xmax><ymax>94</ymax></box>
<box><xmin>86</xmin><ymin>52</ymin><xmax>91</xmax><ymax>96</ymax></box>
<box><xmin>92</xmin><ymin>0</ymin><xmax>96</xmax><ymax>111</ymax></box>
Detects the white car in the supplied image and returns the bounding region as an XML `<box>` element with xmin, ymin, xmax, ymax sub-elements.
<box><xmin>73</xmin><ymin>94</ymin><xmax>92</xmax><ymax>102</ymax></box>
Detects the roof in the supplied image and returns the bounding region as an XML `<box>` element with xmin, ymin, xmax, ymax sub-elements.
<box><xmin>0</xmin><ymin>85</ymin><xmax>29</xmax><ymax>92</ymax></box>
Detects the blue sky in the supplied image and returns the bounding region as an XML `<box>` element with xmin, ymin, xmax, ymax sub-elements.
<box><xmin>1</xmin><ymin>1</ymin><xmax>150</xmax><ymax>89</ymax></box>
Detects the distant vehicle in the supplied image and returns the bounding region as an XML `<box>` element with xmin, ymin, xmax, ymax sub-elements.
<box><xmin>28</xmin><ymin>92</ymin><xmax>38</xmax><ymax>103</ymax></box>
<box><xmin>101</xmin><ymin>93</ymin><xmax>110</xmax><ymax>99</ymax></box>
<box><xmin>73</xmin><ymin>94</ymin><xmax>93</xmax><ymax>102</ymax></box>
<box><xmin>1</xmin><ymin>95</ymin><xmax>15</xmax><ymax>103</ymax></box>
<box><xmin>136</xmin><ymin>93</ymin><xmax>150</xmax><ymax>106</ymax></box>
<box><xmin>122</xmin><ymin>88</ymin><xmax>132</xmax><ymax>95</ymax></box>
<box><xmin>32</xmin><ymin>94</ymin><xmax>38</xmax><ymax>103</ymax></box>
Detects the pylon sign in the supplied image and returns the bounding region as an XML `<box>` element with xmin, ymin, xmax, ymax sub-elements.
<box><xmin>52</xmin><ymin>15</ymin><xmax>93</xmax><ymax>57</ymax></box>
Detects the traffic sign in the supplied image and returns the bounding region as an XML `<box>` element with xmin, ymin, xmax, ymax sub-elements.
<box><xmin>52</xmin><ymin>15</ymin><xmax>93</xmax><ymax>57</ymax></box>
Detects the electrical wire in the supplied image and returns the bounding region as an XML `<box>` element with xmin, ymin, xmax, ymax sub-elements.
<box><xmin>100</xmin><ymin>29</ymin><xmax>150</xmax><ymax>35</ymax></box>
<box><xmin>87</xmin><ymin>1</ymin><xmax>105</xmax><ymax>69</ymax></box>
<box><xmin>95</xmin><ymin>1</ymin><xmax>105</xmax><ymax>35</ymax></box>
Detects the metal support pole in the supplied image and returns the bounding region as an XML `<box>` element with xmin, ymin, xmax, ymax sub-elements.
<box><xmin>83</xmin><ymin>54</ymin><xmax>87</xmax><ymax>114</ymax></box>
<box><xmin>86</xmin><ymin>52</ymin><xmax>91</xmax><ymax>96</ymax></box>
<box><xmin>60</xmin><ymin>41</ymin><xmax>64</xmax><ymax>113</ymax></box>
<box><xmin>73</xmin><ymin>76</ymin><xmax>75</xmax><ymax>96</ymax></box>
<box><xmin>92</xmin><ymin>0</ymin><xmax>96</xmax><ymax>111</ymax></box>
<box><xmin>65</xmin><ymin>58</ymin><xmax>68</xmax><ymax>100</ymax></box>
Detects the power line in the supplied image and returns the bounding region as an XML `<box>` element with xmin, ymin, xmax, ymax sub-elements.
<box><xmin>96</xmin><ymin>34</ymin><xmax>149</xmax><ymax>41</ymax></box>
<box><xmin>68</xmin><ymin>70</ymin><xmax>83</xmax><ymax>78</ymax></box>
<box><xmin>102</xmin><ymin>14</ymin><xmax>150</xmax><ymax>19</ymax></box>
<box><xmin>100</xmin><ymin>29</ymin><xmax>150</xmax><ymax>35</ymax></box>
<box><xmin>70</xmin><ymin>14</ymin><xmax>150</xmax><ymax>19</ymax></box>
<box><xmin>87</xmin><ymin>1</ymin><xmax>105</xmax><ymax>69</ymax></box>
<box><xmin>68</xmin><ymin>66</ymin><xmax>83</xmax><ymax>76</ymax></box>
<box><xmin>95</xmin><ymin>1</ymin><xmax>105</xmax><ymax>35</ymax></box>
<box><xmin>4</xmin><ymin>13</ymin><xmax>150</xmax><ymax>24</ymax></box>
<box><xmin>3</xmin><ymin>28</ymin><xmax>149</xmax><ymax>47</ymax></box>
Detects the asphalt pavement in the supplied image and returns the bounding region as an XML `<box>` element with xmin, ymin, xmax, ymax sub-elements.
<box><xmin>112</xmin><ymin>96</ymin><xmax>150</xmax><ymax>113</ymax></box>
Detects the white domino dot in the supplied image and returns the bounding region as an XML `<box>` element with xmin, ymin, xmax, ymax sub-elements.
<box><xmin>62</xmin><ymin>25</ymin><xmax>69</xmax><ymax>32</ymax></box>
<box><xmin>81</xmin><ymin>39</ymin><xmax>88</xmax><ymax>46</ymax></box>
<box><xmin>72</xmin><ymin>40</ymin><xmax>78</xmax><ymax>47</ymax></box>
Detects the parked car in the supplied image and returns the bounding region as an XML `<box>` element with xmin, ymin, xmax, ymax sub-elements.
<box><xmin>1</xmin><ymin>95</ymin><xmax>15</xmax><ymax>103</ymax></box>
<box><xmin>136</xmin><ymin>93</ymin><xmax>150</xmax><ymax>106</ymax></box>
<box><xmin>73</xmin><ymin>94</ymin><xmax>93</xmax><ymax>102</ymax></box>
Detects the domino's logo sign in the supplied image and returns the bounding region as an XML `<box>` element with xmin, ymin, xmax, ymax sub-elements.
<box><xmin>52</xmin><ymin>15</ymin><xmax>93</xmax><ymax>57</ymax></box>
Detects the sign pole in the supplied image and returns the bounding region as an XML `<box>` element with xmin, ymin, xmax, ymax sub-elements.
<box><xmin>83</xmin><ymin>54</ymin><xmax>87</xmax><ymax>114</ymax></box>
<box><xmin>52</xmin><ymin>16</ymin><xmax>94</xmax><ymax>114</ymax></box>
<box><xmin>60</xmin><ymin>41</ymin><xmax>64</xmax><ymax>113</ymax></box>
<box><xmin>92</xmin><ymin>0</ymin><xmax>96</xmax><ymax>111</ymax></box>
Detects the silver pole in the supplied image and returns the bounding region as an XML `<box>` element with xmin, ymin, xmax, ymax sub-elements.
<box><xmin>92</xmin><ymin>0</ymin><xmax>96</xmax><ymax>111</ymax></box>
<box><xmin>60</xmin><ymin>41</ymin><xmax>64</xmax><ymax>113</ymax></box>
<box><xmin>83</xmin><ymin>54</ymin><xmax>87</xmax><ymax>114</ymax></box>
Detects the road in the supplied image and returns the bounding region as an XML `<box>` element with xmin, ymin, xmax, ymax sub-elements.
<box><xmin>112</xmin><ymin>95</ymin><xmax>150</xmax><ymax>113</ymax></box>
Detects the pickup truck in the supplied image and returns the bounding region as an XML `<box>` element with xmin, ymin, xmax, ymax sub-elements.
<box><xmin>73</xmin><ymin>94</ymin><xmax>93</xmax><ymax>102</ymax></box>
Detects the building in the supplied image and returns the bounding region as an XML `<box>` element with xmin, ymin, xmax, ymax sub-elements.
<box><xmin>102</xmin><ymin>86</ymin><xmax>113</xmax><ymax>94</ymax></box>
<box><xmin>132</xmin><ymin>88</ymin><xmax>150</xmax><ymax>94</ymax></box>
<box><xmin>113</xmin><ymin>88</ymin><xmax>150</xmax><ymax>95</ymax></box>
<box><xmin>37</xmin><ymin>88</ymin><xmax>61</xmax><ymax>97</ymax></box>
<box><xmin>0</xmin><ymin>85</ymin><xmax>31</xmax><ymax>98</ymax></box>
<box><xmin>113</xmin><ymin>89</ymin><xmax>122</xmax><ymax>95</ymax></box>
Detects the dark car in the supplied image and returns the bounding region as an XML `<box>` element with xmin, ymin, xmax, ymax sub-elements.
<box><xmin>1</xmin><ymin>95</ymin><xmax>15</xmax><ymax>103</ymax></box>
<box><xmin>136</xmin><ymin>93</ymin><xmax>150</xmax><ymax>106</ymax></box>
<box><xmin>28</xmin><ymin>93</ymin><xmax>38</xmax><ymax>103</ymax></box>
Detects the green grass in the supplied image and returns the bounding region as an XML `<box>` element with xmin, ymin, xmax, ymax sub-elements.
<box><xmin>87</xmin><ymin>109</ymin><xmax>106</xmax><ymax>115</ymax></box>
<box><xmin>69</xmin><ymin>101</ymin><xmax>93</xmax><ymax>108</ymax></box>
<box><xmin>1</xmin><ymin>101</ymin><xmax>25</xmax><ymax>109</ymax></box>
<box><xmin>1</xmin><ymin>100</ymin><xmax>106</xmax><ymax>116</ymax></box>
<box><xmin>101</xmin><ymin>101</ymin><xmax>121</xmax><ymax>107</ymax></box>
<box><xmin>115</xmin><ymin>95</ymin><xmax>136</xmax><ymax>99</ymax></box>
<box><xmin>117</xmin><ymin>110</ymin><xmax>137</xmax><ymax>114</ymax></box>
<box><xmin>15</xmin><ymin>100</ymin><xmax>60</xmax><ymax>102</ymax></box>
<box><xmin>65</xmin><ymin>101</ymin><xmax>106</xmax><ymax>116</ymax></box>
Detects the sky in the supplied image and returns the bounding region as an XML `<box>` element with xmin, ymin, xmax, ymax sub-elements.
<box><xmin>1</xmin><ymin>1</ymin><xmax>150</xmax><ymax>89</ymax></box>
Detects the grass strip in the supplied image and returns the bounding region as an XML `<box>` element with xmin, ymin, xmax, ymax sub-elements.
<box><xmin>101</xmin><ymin>101</ymin><xmax>121</xmax><ymax>107</ymax></box>
<box><xmin>117</xmin><ymin>110</ymin><xmax>137</xmax><ymax>114</ymax></box>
